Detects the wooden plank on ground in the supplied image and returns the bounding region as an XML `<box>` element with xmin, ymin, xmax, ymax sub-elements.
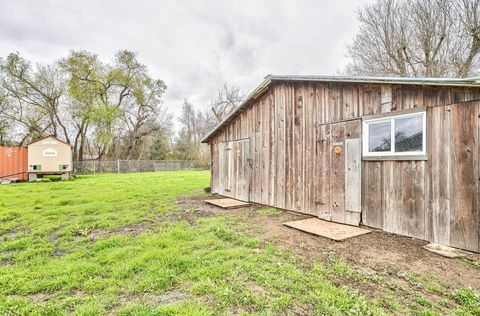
<box><xmin>424</xmin><ymin>243</ymin><xmax>468</xmax><ymax>258</ymax></box>
<box><xmin>283</xmin><ymin>218</ymin><xmax>371</xmax><ymax>241</ymax></box>
<box><xmin>205</xmin><ymin>198</ymin><xmax>251</xmax><ymax>209</ymax></box>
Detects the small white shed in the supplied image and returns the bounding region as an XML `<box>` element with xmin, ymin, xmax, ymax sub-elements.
<box><xmin>27</xmin><ymin>136</ymin><xmax>73</xmax><ymax>181</ymax></box>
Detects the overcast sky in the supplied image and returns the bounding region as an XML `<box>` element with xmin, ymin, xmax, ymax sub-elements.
<box><xmin>0</xmin><ymin>0</ymin><xmax>373</xmax><ymax>121</ymax></box>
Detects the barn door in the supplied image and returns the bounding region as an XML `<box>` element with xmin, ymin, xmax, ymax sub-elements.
<box><xmin>218</xmin><ymin>139</ymin><xmax>251</xmax><ymax>201</ymax></box>
<box><xmin>222</xmin><ymin>141</ymin><xmax>233</xmax><ymax>193</ymax></box>
<box><xmin>216</xmin><ymin>142</ymin><xmax>228</xmax><ymax>194</ymax></box>
<box><xmin>316</xmin><ymin>120</ymin><xmax>362</xmax><ymax>226</ymax></box>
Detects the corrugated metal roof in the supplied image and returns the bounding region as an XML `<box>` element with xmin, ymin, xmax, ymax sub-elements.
<box><xmin>266</xmin><ymin>74</ymin><xmax>480</xmax><ymax>86</ymax></box>
<box><xmin>201</xmin><ymin>74</ymin><xmax>480</xmax><ymax>143</ymax></box>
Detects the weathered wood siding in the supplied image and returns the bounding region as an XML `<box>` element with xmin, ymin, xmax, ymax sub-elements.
<box><xmin>209</xmin><ymin>81</ymin><xmax>480</xmax><ymax>252</ymax></box>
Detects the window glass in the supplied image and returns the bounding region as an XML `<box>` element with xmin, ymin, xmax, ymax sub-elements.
<box><xmin>368</xmin><ymin>121</ymin><xmax>391</xmax><ymax>152</ymax></box>
<box><xmin>394</xmin><ymin>115</ymin><xmax>423</xmax><ymax>152</ymax></box>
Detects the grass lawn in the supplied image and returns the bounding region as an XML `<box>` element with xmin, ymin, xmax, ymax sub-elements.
<box><xmin>0</xmin><ymin>171</ymin><xmax>479</xmax><ymax>315</ymax></box>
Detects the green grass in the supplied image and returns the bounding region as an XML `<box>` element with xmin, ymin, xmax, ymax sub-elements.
<box><xmin>0</xmin><ymin>171</ymin><xmax>385</xmax><ymax>315</ymax></box>
<box><xmin>1</xmin><ymin>171</ymin><xmax>479</xmax><ymax>315</ymax></box>
<box><xmin>256</xmin><ymin>207</ymin><xmax>281</xmax><ymax>216</ymax></box>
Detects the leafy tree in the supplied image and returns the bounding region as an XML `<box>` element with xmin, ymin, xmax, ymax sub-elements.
<box><xmin>61</xmin><ymin>50</ymin><xmax>171</xmax><ymax>161</ymax></box>
<box><xmin>0</xmin><ymin>53</ymin><xmax>68</xmax><ymax>145</ymax></box>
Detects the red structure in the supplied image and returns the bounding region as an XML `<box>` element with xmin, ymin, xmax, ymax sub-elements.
<box><xmin>0</xmin><ymin>146</ymin><xmax>28</xmax><ymax>181</ymax></box>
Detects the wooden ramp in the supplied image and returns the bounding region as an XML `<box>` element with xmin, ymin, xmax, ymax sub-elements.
<box><xmin>284</xmin><ymin>218</ymin><xmax>371</xmax><ymax>241</ymax></box>
<box><xmin>423</xmin><ymin>243</ymin><xmax>468</xmax><ymax>258</ymax></box>
<box><xmin>205</xmin><ymin>198</ymin><xmax>251</xmax><ymax>209</ymax></box>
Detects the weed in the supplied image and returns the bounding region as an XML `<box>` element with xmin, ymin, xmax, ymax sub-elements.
<box><xmin>257</xmin><ymin>207</ymin><xmax>281</xmax><ymax>216</ymax></box>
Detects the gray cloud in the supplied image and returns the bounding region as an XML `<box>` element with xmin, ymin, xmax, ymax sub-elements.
<box><xmin>0</xmin><ymin>0</ymin><xmax>375</xmax><ymax>126</ymax></box>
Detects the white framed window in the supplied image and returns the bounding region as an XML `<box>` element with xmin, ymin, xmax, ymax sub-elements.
<box><xmin>362</xmin><ymin>111</ymin><xmax>426</xmax><ymax>157</ymax></box>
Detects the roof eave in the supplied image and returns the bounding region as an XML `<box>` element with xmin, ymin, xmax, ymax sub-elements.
<box><xmin>201</xmin><ymin>74</ymin><xmax>480</xmax><ymax>144</ymax></box>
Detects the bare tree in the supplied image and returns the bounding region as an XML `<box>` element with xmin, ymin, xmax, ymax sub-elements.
<box><xmin>208</xmin><ymin>83</ymin><xmax>245</xmax><ymax>122</ymax></box>
<box><xmin>346</xmin><ymin>0</ymin><xmax>480</xmax><ymax>77</ymax></box>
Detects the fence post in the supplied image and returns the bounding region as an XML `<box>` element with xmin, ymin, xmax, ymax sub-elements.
<box><xmin>117</xmin><ymin>160</ymin><xmax>120</xmax><ymax>173</ymax></box>
<box><xmin>93</xmin><ymin>162</ymin><xmax>96</xmax><ymax>174</ymax></box>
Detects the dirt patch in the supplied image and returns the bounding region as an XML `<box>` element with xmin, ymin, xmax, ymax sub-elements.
<box><xmin>52</xmin><ymin>248</ymin><xmax>67</xmax><ymax>257</ymax></box>
<box><xmin>14</xmin><ymin>293</ymin><xmax>53</xmax><ymax>303</ymax></box>
<box><xmin>49</xmin><ymin>227</ymin><xmax>60</xmax><ymax>242</ymax></box>
<box><xmin>80</xmin><ymin>205</ymin><xmax>217</xmax><ymax>241</ymax></box>
<box><xmin>0</xmin><ymin>258</ymin><xmax>13</xmax><ymax>266</ymax></box>
<box><xmin>231</xmin><ymin>207</ymin><xmax>480</xmax><ymax>290</ymax></box>
<box><xmin>142</xmin><ymin>289</ymin><xmax>193</xmax><ymax>305</ymax></box>
<box><xmin>154</xmin><ymin>208</ymin><xmax>216</xmax><ymax>226</ymax></box>
<box><xmin>1</xmin><ymin>229</ymin><xmax>30</xmax><ymax>240</ymax></box>
<box><xmin>246</xmin><ymin>281</ymin><xmax>266</xmax><ymax>295</ymax></box>
<box><xmin>82</xmin><ymin>222</ymin><xmax>153</xmax><ymax>241</ymax></box>
<box><xmin>115</xmin><ymin>222</ymin><xmax>152</xmax><ymax>236</ymax></box>
<box><xmin>181</xmin><ymin>195</ymin><xmax>480</xmax><ymax>313</ymax></box>
<box><xmin>109</xmin><ymin>288</ymin><xmax>193</xmax><ymax>314</ymax></box>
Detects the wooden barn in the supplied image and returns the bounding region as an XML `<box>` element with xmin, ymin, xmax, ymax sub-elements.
<box><xmin>202</xmin><ymin>75</ymin><xmax>480</xmax><ymax>253</ymax></box>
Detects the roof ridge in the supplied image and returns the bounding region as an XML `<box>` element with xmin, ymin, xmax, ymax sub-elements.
<box><xmin>201</xmin><ymin>74</ymin><xmax>480</xmax><ymax>143</ymax></box>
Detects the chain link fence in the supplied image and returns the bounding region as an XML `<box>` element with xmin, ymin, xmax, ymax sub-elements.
<box><xmin>73</xmin><ymin>160</ymin><xmax>209</xmax><ymax>175</ymax></box>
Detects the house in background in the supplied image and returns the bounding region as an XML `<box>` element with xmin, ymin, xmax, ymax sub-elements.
<box><xmin>202</xmin><ymin>75</ymin><xmax>480</xmax><ymax>253</ymax></box>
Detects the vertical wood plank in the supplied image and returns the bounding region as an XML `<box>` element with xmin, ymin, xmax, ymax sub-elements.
<box><xmin>261</xmin><ymin>95</ymin><xmax>270</xmax><ymax>204</ymax></box>
<box><xmin>276</xmin><ymin>85</ymin><xmax>286</xmax><ymax>209</ymax></box>
<box><xmin>342</xmin><ymin>84</ymin><xmax>359</xmax><ymax>119</ymax></box>
<box><xmin>450</xmin><ymin>101</ymin><xmax>479</xmax><ymax>252</ymax></box>
<box><xmin>304</xmin><ymin>84</ymin><xmax>315</xmax><ymax>214</ymax></box>
<box><xmin>425</xmin><ymin>105</ymin><xmax>451</xmax><ymax>245</ymax></box>
<box><xmin>360</xmin><ymin>84</ymin><xmax>382</xmax><ymax>115</ymax></box>
<box><xmin>383</xmin><ymin>161</ymin><xmax>402</xmax><ymax>234</ymax></box>
<box><xmin>254</xmin><ymin>102</ymin><xmax>262</xmax><ymax>203</ymax></box>
<box><xmin>316</xmin><ymin>124</ymin><xmax>331</xmax><ymax>220</ymax></box>
<box><xmin>269</xmin><ymin>90</ymin><xmax>276</xmax><ymax>206</ymax></box>
<box><xmin>362</xmin><ymin>161</ymin><xmax>383</xmax><ymax>228</ymax></box>
<box><xmin>294</xmin><ymin>85</ymin><xmax>305</xmax><ymax>212</ymax></box>
<box><xmin>401</xmin><ymin>161</ymin><xmax>425</xmax><ymax>239</ymax></box>
<box><xmin>345</xmin><ymin>138</ymin><xmax>362</xmax><ymax>225</ymax></box>
<box><xmin>330</xmin><ymin>122</ymin><xmax>345</xmax><ymax>223</ymax></box>
<box><xmin>285</xmin><ymin>85</ymin><xmax>294</xmax><ymax>210</ymax></box>
<box><xmin>380</xmin><ymin>84</ymin><xmax>392</xmax><ymax>113</ymax></box>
